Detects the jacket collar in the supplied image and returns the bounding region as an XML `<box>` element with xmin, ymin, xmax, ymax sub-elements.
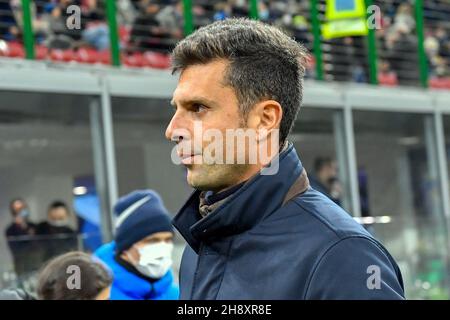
<box><xmin>172</xmin><ymin>143</ymin><xmax>308</xmax><ymax>253</ymax></box>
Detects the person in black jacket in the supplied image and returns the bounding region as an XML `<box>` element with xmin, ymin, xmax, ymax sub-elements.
<box><xmin>4</xmin><ymin>198</ymin><xmax>38</xmax><ymax>278</ymax></box>
<box><xmin>36</xmin><ymin>201</ymin><xmax>77</xmax><ymax>262</ymax></box>
<box><xmin>309</xmin><ymin>157</ymin><xmax>342</xmax><ymax>205</ymax></box>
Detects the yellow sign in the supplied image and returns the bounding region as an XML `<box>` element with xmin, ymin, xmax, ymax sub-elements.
<box><xmin>326</xmin><ymin>0</ymin><xmax>366</xmax><ymax>20</ymax></box>
<box><xmin>322</xmin><ymin>0</ymin><xmax>368</xmax><ymax>39</ymax></box>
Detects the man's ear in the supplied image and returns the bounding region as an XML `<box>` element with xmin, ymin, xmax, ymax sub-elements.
<box><xmin>120</xmin><ymin>248</ymin><xmax>136</xmax><ymax>265</ymax></box>
<box><xmin>247</xmin><ymin>100</ymin><xmax>282</xmax><ymax>140</ymax></box>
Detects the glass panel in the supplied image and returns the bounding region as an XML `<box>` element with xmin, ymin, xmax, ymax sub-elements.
<box><xmin>293</xmin><ymin>107</ymin><xmax>351</xmax><ymax>213</ymax></box>
<box><xmin>0</xmin><ymin>91</ymin><xmax>103</xmax><ymax>290</ymax></box>
<box><xmin>353</xmin><ymin>110</ymin><xmax>450</xmax><ymax>299</ymax></box>
<box><xmin>112</xmin><ymin>96</ymin><xmax>192</xmax><ymax>279</ymax></box>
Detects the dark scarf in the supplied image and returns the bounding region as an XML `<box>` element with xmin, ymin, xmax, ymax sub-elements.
<box><xmin>198</xmin><ymin>143</ymin><xmax>310</xmax><ymax>217</ymax></box>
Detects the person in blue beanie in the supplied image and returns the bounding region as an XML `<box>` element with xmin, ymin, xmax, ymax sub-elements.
<box><xmin>95</xmin><ymin>190</ymin><xmax>179</xmax><ymax>300</ymax></box>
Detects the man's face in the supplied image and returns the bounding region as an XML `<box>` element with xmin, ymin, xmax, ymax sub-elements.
<box><xmin>122</xmin><ymin>232</ymin><xmax>173</xmax><ymax>264</ymax></box>
<box><xmin>11</xmin><ymin>200</ymin><xmax>26</xmax><ymax>216</ymax></box>
<box><xmin>320</xmin><ymin>162</ymin><xmax>338</xmax><ymax>182</ymax></box>
<box><xmin>166</xmin><ymin>60</ymin><xmax>256</xmax><ymax>192</ymax></box>
<box><xmin>328</xmin><ymin>162</ymin><xmax>338</xmax><ymax>178</ymax></box>
<box><xmin>48</xmin><ymin>207</ymin><xmax>68</xmax><ymax>222</ymax></box>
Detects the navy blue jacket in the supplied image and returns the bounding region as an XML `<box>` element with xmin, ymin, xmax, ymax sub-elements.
<box><xmin>173</xmin><ymin>144</ymin><xmax>405</xmax><ymax>299</ymax></box>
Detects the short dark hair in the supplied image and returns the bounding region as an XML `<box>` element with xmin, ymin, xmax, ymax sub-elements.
<box><xmin>171</xmin><ymin>18</ymin><xmax>308</xmax><ymax>144</ymax></box>
<box><xmin>48</xmin><ymin>200</ymin><xmax>69</xmax><ymax>211</ymax></box>
<box><xmin>37</xmin><ymin>251</ymin><xmax>112</xmax><ymax>300</ymax></box>
<box><xmin>314</xmin><ymin>157</ymin><xmax>334</xmax><ymax>173</ymax></box>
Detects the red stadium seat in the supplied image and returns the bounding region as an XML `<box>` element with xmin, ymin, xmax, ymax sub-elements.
<box><xmin>35</xmin><ymin>45</ymin><xmax>49</xmax><ymax>60</ymax></box>
<box><xmin>49</xmin><ymin>49</ymin><xmax>76</xmax><ymax>62</ymax></box>
<box><xmin>2</xmin><ymin>42</ymin><xmax>25</xmax><ymax>58</ymax></box>
<box><xmin>429</xmin><ymin>77</ymin><xmax>450</xmax><ymax>90</ymax></box>
<box><xmin>75</xmin><ymin>48</ymin><xmax>99</xmax><ymax>64</ymax></box>
<box><xmin>98</xmin><ymin>50</ymin><xmax>111</xmax><ymax>65</ymax></box>
<box><xmin>123</xmin><ymin>52</ymin><xmax>145</xmax><ymax>68</ymax></box>
<box><xmin>378</xmin><ymin>72</ymin><xmax>399</xmax><ymax>86</ymax></box>
<box><xmin>119</xmin><ymin>25</ymin><xmax>131</xmax><ymax>44</ymax></box>
<box><xmin>142</xmin><ymin>51</ymin><xmax>171</xmax><ymax>69</ymax></box>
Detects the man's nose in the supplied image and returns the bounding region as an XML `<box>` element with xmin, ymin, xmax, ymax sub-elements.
<box><xmin>165</xmin><ymin>110</ymin><xmax>186</xmax><ymax>142</ymax></box>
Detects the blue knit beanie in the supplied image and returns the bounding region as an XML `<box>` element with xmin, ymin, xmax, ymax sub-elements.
<box><xmin>114</xmin><ymin>190</ymin><xmax>173</xmax><ymax>253</ymax></box>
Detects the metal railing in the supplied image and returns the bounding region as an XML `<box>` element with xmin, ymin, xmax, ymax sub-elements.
<box><xmin>1</xmin><ymin>233</ymin><xmax>101</xmax><ymax>292</ymax></box>
<box><xmin>0</xmin><ymin>0</ymin><xmax>448</xmax><ymax>90</ymax></box>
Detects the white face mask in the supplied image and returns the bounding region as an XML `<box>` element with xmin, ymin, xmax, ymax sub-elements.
<box><xmin>132</xmin><ymin>242</ymin><xmax>173</xmax><ymax>279</ymax></box>
<box><xmin>48</xmin><ymin>219</ymin><xmax>68</xmax><ymax>227</ymax></box>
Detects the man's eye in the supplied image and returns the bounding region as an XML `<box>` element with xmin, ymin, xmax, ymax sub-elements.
<box><xmin>192</xmin><ymin>104</ymin><xmax>207</xmax><ymax>113</ymax></box>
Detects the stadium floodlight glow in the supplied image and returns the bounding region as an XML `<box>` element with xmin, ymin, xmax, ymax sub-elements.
<box><xmin>0</xmin><ymin>40</ymin><xmax>7</xmax><ymax>52</ymax></box>
<box><xmin>354</xmin><ymin>216</ymin><xmax>392</xmax><ymax>225</ymax></box>
<box><xmin>73</xmin><ymin>186</ymin><xmax>87</xmax><ymax>196</ymax></box>
<box><xmin>377</xmin><ymin>216</ymin><xmax>392</xmax><ymax>224</ymax></box>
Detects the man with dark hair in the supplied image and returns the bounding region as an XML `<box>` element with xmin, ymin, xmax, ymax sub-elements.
<box><xmin>166</xmin><ymin>18</ymin><xmax>404</xmax><ymax>299</ymax></box>
<box><xmin>36</xmin><ymin>201</ymin><xmax>77</xmax><ymax>262</ymax></box>
<box><xmin>309</xmin><ymin>156</ymin><xmax>342</xmax><ymax>205</ymax></box>
<box><xmin>37</xmin><ymin>201</ymin><xmax>76</xmax><ymax>236</ymax></box>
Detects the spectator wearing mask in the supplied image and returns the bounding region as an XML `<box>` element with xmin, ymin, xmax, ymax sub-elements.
<box><xmin>95</xmin><ymin>190</ymin><xmax>179</xmax><ymax>300</ymax></box>
<box><xmin>36</xmin><ymin>201</ymin><xmax>78</xmax><ymax>262</ymax></box>
<box><xmin>309</xmin><ymin>157</ymin><xmax>342</xmax><ymax>205</ymax></box>
<box><xmin>5</xmin><ymin>198</ymin><xmax>36</xmax><ymax>238</ymax></box>
<box><xmin>37</xmin><ymin>251</ymin><xmax>112</xmax><ymax>300</ymax></box>
<box><xmin>37</xmin><ymin>201</ymin><xmax>76</xmax><ymax>236</ymax></box>
<box><xmin>5</xmin><ymin>198</ymin><xmax>39</xmax><ymax>277</ymax></box>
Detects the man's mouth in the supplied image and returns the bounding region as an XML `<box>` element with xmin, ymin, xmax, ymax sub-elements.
<box><xmin>178</xmin><ymin>153</ymin><xmax>202</xmax><ymax>165</ymax></box>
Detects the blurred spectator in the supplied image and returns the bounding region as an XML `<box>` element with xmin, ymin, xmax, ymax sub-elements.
<box><xmin>0</xmin><ymin>1</ymin><xmax>18</xmax><ymax>40</ymax></box>
<box><xmin>230</xmin><ymin>0</ymin><xmax>248</xmax><ymax>17</ymax></box>
<box><xmin>117</xmin><ymin>0</ymin><xmax>138</xmax><ymax>26</ymax></box>
<box><xmin>4</xmin><ymin>198</ymin><xmax>39</xmax><ymax>278</ymax></box>
<box><xmin>213</xmin><ymin>1</ymin><xmax>231</xmax><ymax>21</ymax></box>
<box><xmin>44</xmin><ymin>0</ymin><xmax>83</xmax><ymax>49</ymax></box>
<box><xmin>386</xmin><ymin>22</ymin><xmax>419</xmax><ymax>86</ymax></box>
<box><xmin>309</xmin><ymin>157</ymin><xmax>342</xmax><ymax>205</ymax></box>
<box><xmin>95</xmin><ymin>190</ymin><xmax>179</xmax><ymax>300</ymax></box>
<box><xmin>271</xmin><ymin>0</ymin><xmax>311</xmax><ymax>47</ymax></box>
<box><xmin>393</xmin><ymin>3</ymin><xmax>415</xmax><ymax>32</ymax></box>
<box><xmin>378</xmin><ymin>59</ymin><xmax>398</xmax><ymax>86</ymax></box>
<box><xmin>36</xmin><ymin>200</ymin><xmax>78</xmax><ymax>263</ymax></box>
<box><xmin>157</xmin><ymin>0</ymin><xmax>183</xmax><ymax>33</ymax></box>
<box><xmin>36</xmin><ymin>200</ymin><xmax>76</xmax><ymax>236</ymax></box>
<box><xmin>129</xmin><ymin>0</ymin><xmax>179</xmax><ymax>53</ymax></box>
<box><xmin>327</xmin><ymin>36</ymin><xmax>368</xmax><ymax>83</ymax></box>
<box><xmin>81</xmin><ymin>0</ymin><xmax>109</xmax><ymax>50</ymax></box>
<box><xmin>5</xmin><ymin>198</ymin><xmax>36</xmax><ymax>237</ymax></box>
<box><xmin>37</xmin><ymin>251</ymin><xmax>112</xmax><ymax>300</ymax></box>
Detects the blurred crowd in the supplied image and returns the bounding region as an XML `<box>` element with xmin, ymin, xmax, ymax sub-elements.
<box><xmin>0</xmin><ymin>0</ymin><xmax>449</xmax><ymax>83</ymax></box>
<box><xmin>376</xmin><ymin>0</ymin><xmax>450</xmax><ymax>86</ymax></box>
<box><xmin>2</xmin><ymin>190</ymin><xmax>179</xmax><ymax>300</ymax></box>
<box><xmin>4</xmin><ymin>198</ymin><xmax>78</xmax><ymax>279</ymax></box>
